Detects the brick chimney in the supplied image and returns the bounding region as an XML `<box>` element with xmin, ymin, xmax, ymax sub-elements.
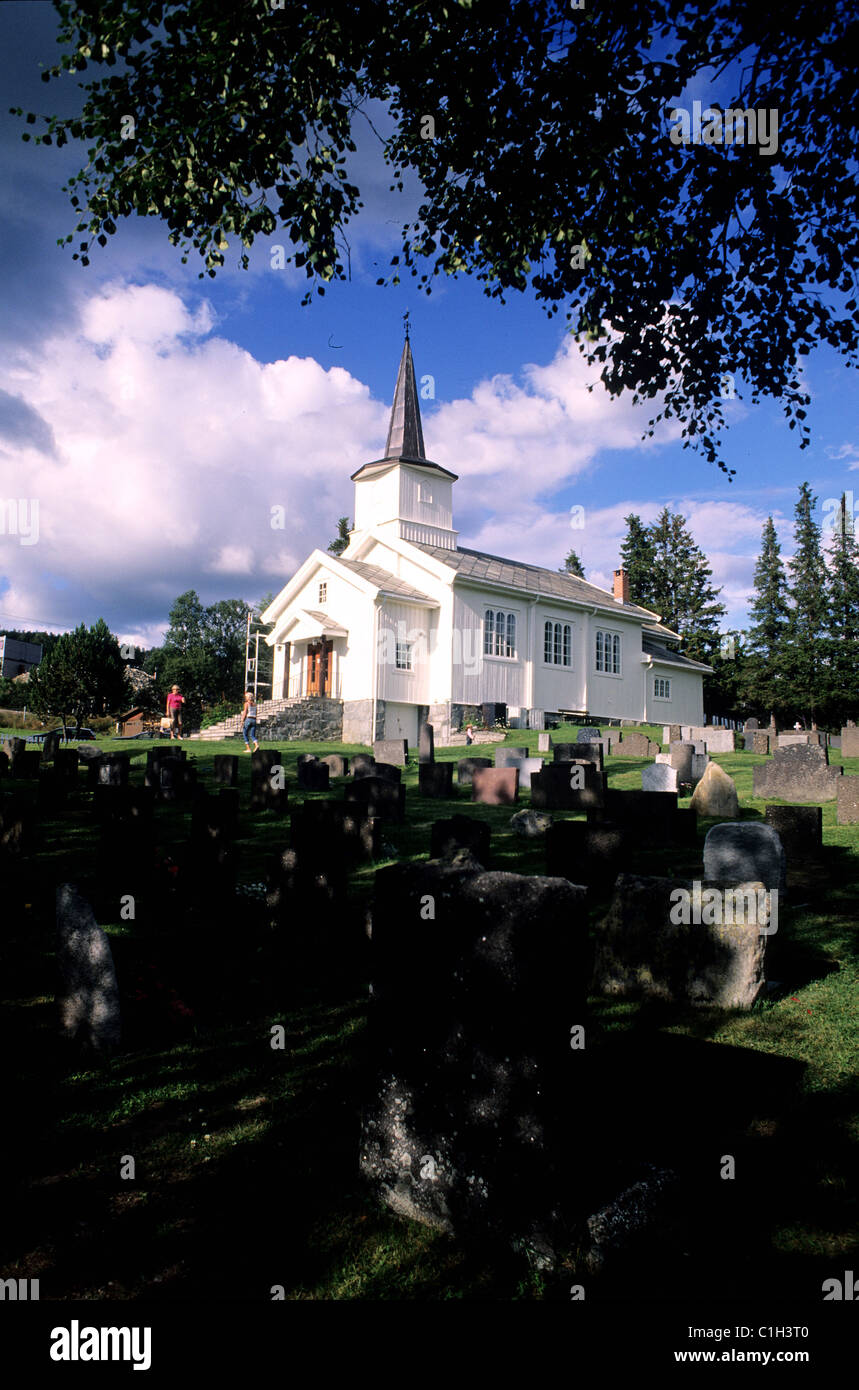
<box><xmin>613</xmin><ymin>568</ymin><xmax>630</xmax><ymax>604</ymax></box>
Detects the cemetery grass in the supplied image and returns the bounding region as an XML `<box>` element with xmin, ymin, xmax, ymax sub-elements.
<box><xmin>1</xmin><ymin>732</ymin><xmax>857</xmax><ymax>1300</ymax></box>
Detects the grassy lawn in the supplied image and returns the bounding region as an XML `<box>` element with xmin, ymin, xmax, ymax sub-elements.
<box><xmin>1</xmin><ymin>725</ymin><xmax>856</xmax><ymax>1300</ymax></box>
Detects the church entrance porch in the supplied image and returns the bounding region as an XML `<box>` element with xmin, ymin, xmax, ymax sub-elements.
<box><xmin>306</xmin><ymin>638</ymin><xmax>333</xmax><ymax>697</ymax></box>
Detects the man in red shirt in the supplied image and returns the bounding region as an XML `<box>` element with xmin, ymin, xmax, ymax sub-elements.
<box><xmin>166</xmin><ymin>685</ymin><xmax>184</xmax><ymax>740</ymax></box>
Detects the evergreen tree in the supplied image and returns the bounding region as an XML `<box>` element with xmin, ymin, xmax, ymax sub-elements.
<box><xmin>787</xmin><ymin>482</ymin><xmax>829</xmax><ymax>727</ymax></box>
<box><xmin>29</xmin><ymin>619</ymin><xmax>128</xmax><ymax>731</ymax></box>
<box><xmin>620</xmin><ymin>515</ymin><xmax>657</xmax><ymax>610</ymax></box>
<box><xmin>744</xmin><ymin>516</ymin><xmax>791</xmax><ymax>722</ymax></box>
<box><xmin>559</xmin><ymin>548</ymin><xmax>585</xmax><ymax>578</ymax></box>
<box><xmin>826</xmin><ymin>493</ymin><xmax>859</xmax><ymax>718</ymax></box>
<box><xmin>646</xmin><ymin>508</ymin><xmax>726</xmax><ymax>662</ymax></box>
<box><xmin>327</xmin><ymin>518</ymin><xmax>352</xmax><ymax>557</ymax></box>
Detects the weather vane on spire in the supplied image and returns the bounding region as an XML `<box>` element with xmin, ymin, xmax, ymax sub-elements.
<box><xmin>403</xmin><ymin>309</ymin><xmax>410</xmax><ymax>341</ymax></box>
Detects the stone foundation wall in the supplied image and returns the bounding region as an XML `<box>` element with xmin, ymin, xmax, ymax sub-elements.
<box><xmin>428</xmin><ymin>700</ymin><xmax>451</xmax><ymax>746</ymax></box>
<box><xmin>342</xmin><ymin>699</ymin><xmax>387</xmax><ymax>747</ymax></box>
<box><xmin>261</xmin><ymin>698</ymin><xmax>343</xmax><ymax>742</ymax></box>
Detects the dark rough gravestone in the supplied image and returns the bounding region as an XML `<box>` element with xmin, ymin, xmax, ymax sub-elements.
<box><xmin>509</xmin><ymin>809</ymin><xmax>553</xmax><ymax>838</ymax></box>
<box><xmin>471</xmin><ymin>767</ymin><xmax>519</xmax><ymax>805</ymax></box>
<box><xmin>744</xmin><ymin>718</ymin><xmax>759</xmax><ymax>732</ymax></box>
<box><xmin>752</xmin><ymin>732</ymin><xmax>771</xmax><ymax>756</ymax></box>
<box><xmin>589</xmin><ymin>789</ymin><xmax>679</xmax><ymax>848</ymax></box>
<box><xmin>546</xmin><ymin>820</ymin><xmax>628</xmax><ymax>889</ymax></box>
<box><xmin>1</xmin><ymin>736</ymin><xmax>25</xmax><ymax>762</ymax></box>
<box><xmin>419</xmin><ymin>723</ymin><xmax>435</xmax><ymax>763</ymax></box>
<box><xmin>55</xmin><ymin>883</ymin><xmax>121</xmax><ymax>1053</ymax></box>
<box><xmin>576</xmin><ymin>727</ymin><xmax>601</xmax><ymax>744</ymax></box>
<box><xmin>346</xmin><ymin>776</ymin><xmax>405</xmax><ymax>822</ymax></box>
<box><xmin>373</xmin><ymin>739</ymin><xmax>408</xmax><ymax>767</ymax></box>
<box><xmin>592</xmin><ymin>874</ymin><xmax>770</xmax><ymax>1008</ymax></box>
<box><xmin>213</xmin><ymin>754</ymin><xmax>239</xmax><ymax>787</ymax></box>
<box><xmin>97</xmin><ymin>754</ymin><xmax>130</xmax><ymax>788</ymax></box>
<box><xmin>531</xmin><ymin>761</ymin><xmax>603</xmax><ymax>812</ymax></box>
<box><xmin>321</xmin><ymin>753</ymin><xmax>349</xmax><ymax>779</ymax></box>
<box><xmin>752</xmin><ymin>744</ymin><xmax>842</xmax><ymax>803</ymax></box>
<box><xmin>430</xmin><ymin>815</ymin><xmax>491</xmax><ymax>864</ymax></box>
<box><xmin>297</xmin><ymin>757</ymin><xmax>330</xmax><ymax>792</ymax></box>
<box><xmin>361</xmin><ymin>856</ymin><xmax>589</xmax><ymax>1246</ymax></box>
<box><xmin>419</xmin><ymin>762</ymin><xmax>454</xmax><ymax>798</ymax></box>
<box><xmin>764</xmin><ymin>805</ymin><xmax>822</xmax><ymax>860</ymax></box>
<box><xmin>668</xmin><ymin>724</ymin><xmax>683</xmax><ymax>742</ymax></box>
<box><xmin>0</xmin><ymin>751</ymin><xmax>7</xmax><ymax>779</ymax></box>
<box><xmin>618</xmin><ymin>731</ymin><xmax>651</xmax><ymax>757</ymax></box>
<box><xmin>0</xmin><ymin>793</ymin><xmax>30</xmax><ymax>857</ymax></box>
<box><xmin>703</xmin><ymin>822</ymin><xmax>785</xmax><ymax>895</ymax></box>
<box><xmin>836</xmin><ymin>776</ymin><xmax>859</xmax><ymax>825</ymax></box>
<box><xmin>457</xmin><ymin>757</ymin><xmax>491</xmax><ymax>787</ymax></box>
<box><xmin>494</xmin><ymin>746</ymin><xmax>529</xmax><ymax>768</ymax></box>
<box><xmin>556</xmin><ymin>742</ymin><xmax>603</xmax><ymax>772</ymax></box>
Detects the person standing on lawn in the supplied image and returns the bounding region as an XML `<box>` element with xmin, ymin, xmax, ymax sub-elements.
<box><xmin>240</xmin><ymin>691</ymin><xmax>259</xmax><ymax>752</ymax></box>
<box><xmin>166</xmin><ymin>685</ymin><xmax>184</xmax><ymax>740</ymax></box>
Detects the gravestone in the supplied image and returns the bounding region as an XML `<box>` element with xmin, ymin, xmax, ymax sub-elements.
<box><xmin>346</xmin><ymin>776</ymin><xmax>406</xmax><ymax>822</ymax></box>
<box><xmin>471</xmin><ymin>767</ymin><xmax>519</xmax><ymax>806</ymax></box>
<box><xmin>213</xmin><ymin>754</ymin><xmax>239</xmax><ymax>787</ymax></box>
<box><xmin>361</xmin><ymin>856</ymin><xmax>589</xmax><ymax>1243</ymax></box>
<box><xmin>0</xmin><ymin>751</ymin><xmax>7</xmax><ymax>778</ymax></box>
<box><xmin>373</xmin><ymin>739</ymin><xmax>408</xmax><ymax>767</ymax></box>
<box><xmin>668</xmin><ymin>741</ymin><xmax>695</xmax><ymax>783</ymax></box>
<box><xmin>697</xmin><ymin>727</ymin><xmax>735</xmax><ymax>754</ymax></box>
<box><xmin>744</xmin><ymin>718</ymin><xmax>759</xmax><ymax>732</ymax></box>
<box><xmin>703</xmin><ymin>822</ymin><xmax>785</xmax><ymax>895</ymax></box>
<box><xmin>841</xmin><ymin>726</ymin><xmax>859</xmax><ymax>758</ymax></box>
<box><xmin>590</xmin><ymin>789</ymin><xmax>679</xmax><ymax>848</ymax></box>
<box><xmin>531</xmin><ymin>761</ymin><xmax>603</xmax><ymax>812</ymax></box>
<box><xmin>642</xmin><ymin>762</ymin><xmax>679</xmax><ymax>793</ymax></box>
<box><xmin>55</xmin><ymin>883</ymin><xmax>121</xmax><ymax>1053</ymax></box>
<box><xmin>537</xmin><ymin>733</ymin><xmax>552</xmax><ymax>753</ymax></box>
<box><xmin>38</xmin><ymin>766</ymin><xmax>65</xmax><ymax>815</ymax></box>
<box><xmin>576</xmin><ymin>727</ymin><xmax>601</xmax><ymax>743</ymax></box>
<box><xmin>372</xmin><ymin>762</ymin><xmax>403</xmax><ymax>785</ymax></box>
<box><xmin>158</xmin><ymin>756</ymin><xmax>181</xmax><ymax>802</ymax></box>
<box><xmin>557</xmin><ymin>742</ymin><xmax>603</xmax><ymax>771</ymax></box>
<box><xmin>42</xmin><ymin>728</ymin><xmax>62</xmax><ymax>762</ymax></box>
<box><xmin>674</xmin><ymin>807</ymin><xmax>699</xmax><ymax>847</ymax></box>
<box><xmin>668</xmin><ymin>724</ymin><xmax>683</xmax><ymax>742</ymax></box>
<box><xmin>690</xmin><ymin>753</ymin><xmax>710</xmax><ymax>787</ymax></box>
<box><xmin>836</xmin><ymin>776</ymin><xmax>859</xmax><ymax>825</ymax></box>
<box><xmin>764</xmin><ymin>805</ymin><xmax>822</xmax><ymax>860</ymax></box>
<box><xmin>1</xmin><ymin>736</ymin><xmax>25</xmax><ymax>762</ymax></box>
<box><xmin>297</xmin><ymin>757</ymin><xmax>330</xmax><ymax>792</ymax></box>
<box><xmin>321</xmin><ymin>753</ymin><xmax>349</xmax><ymax>779</ymax></box>
<box><xmin>618</xmin><ymin>732</ymin><xmax>651</xmax><ymax>757</ymax></box>
<box><xmin>351</xmin><ymin>753</ymin><xmax>376</xmax><ymax>778</ymax></box>
<box><xmin>505</xmin><ymin>756</ymin><xmax>545</xmax><ymax>788</ymax></box>
<box><xmin>251</xmin><ymin>751</ymin><xmax>288</xmax><ymax>812</ymax></box>
<box><xmin>54</xmin><ymin>749</ymin><xmax>79</xmax><ymax>788</ymax></box>
<box><xmin>419</xmin><ymin>723</ymin><xmax>435</xmax><ymax>763</ymax></box>
<box><xmin>292</xmin><ymin>800</ymin><xmax>380</xmax><ymax>863</ymax></box>
<box><xmin>546</xmin><ymin>820</ymin><xmax>628</xmax><ymax>889</ymax></box>
<box><xmin>777</xmin><ymin>733</ymin><xmax>809</xmax><ymax>748</ymax></box>
<box><xmin>97</xmin><ymin>754</ymin><xmax>130</xmax><ymax>788</ymax></box>
<box><xmin>430</xmin><ymin>816</ymin><xmax>490</xmax><ymax>864</ymax></box>
<box><xmin>752</xmin><ymin>732</ymin><xmax>771</xmax><ymax>756</ymax></box>
<box><xmin>457</xmin><ymin>757</ymin><xmax>492</xmax><ymax>787</ymax></box>
<box><xmin>494</xmin><ymin>746</ymin><xmax>529</xmax><ymax>767</ymax></box>
<box><xmin>753</xmin><ymin>744</ymin><xmax>842</xmax><ymax>803</ymax></box>
<box><xmin>690</xmin><ymin>762</ymin><xmax>739</xmax><ymax>818</ymax></box>
<box><xmin>592</xmin><ymin>874</ymin><xmax>770</xmax><ymax>1008</ymax></box>
<box><xmin>830</xmin><ymin>735</ymin><xmax>842</xmax><ymax>749</ymax></box>
<box><xmin>0</xmin><ymin>793</ymin><xmax>30</xmax><ymax>857</ymax></box>
<box><xmin>509</xmin><ymin>809</ymin><xmax>553</xmax><ymax>838</ymax></box>
<box><xmin>13</xmin><ymin>750</ymin><xmax>41</xmax><ymax>779</ymax></box>
<box><xmin>419</xmin><ymin>762</ymin><xmax>454</xmax><ymax>798</ymax></box>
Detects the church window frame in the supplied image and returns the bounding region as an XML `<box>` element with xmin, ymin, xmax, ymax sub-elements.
<box><xmin>595</xmin><ymin>628</ymin><xmax>622</xmax><ymax>676</ymax></box>
<box><xmin>484</xmin><ymin>607</ymin><xmax>517</xmax><ymax>660</ymax></box>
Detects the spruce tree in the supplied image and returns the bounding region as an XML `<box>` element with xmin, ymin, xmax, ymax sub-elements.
<box><xmin>744</xmin><ymin>516</ymin><xmax>791</xmax><ymax>723</ymax></box>
<box><xmin>620</xmin><ymin>515</ymin><xmax>657</xmax><ymax>609</ymax></box>
<box><xmin>645</xmin><ymin>508</ymin><xmax>726</xmax><ymax>663</ymax></box>
<box><xmin>826</xmin><ymin>493</ymin><xmax>859</xmax><ymax>719</ymax></box>
<box><xmin>787</xmin><ymin>482</ymin><xmax>829</xmax><ymax>727</ymax></box>
<box><xmin>559</xmin><ymin>548</ymin><xmax>586</xmax><ymax>578</ymax></box>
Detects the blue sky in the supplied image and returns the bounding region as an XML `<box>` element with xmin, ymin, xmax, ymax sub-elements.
<box><xmin>0</xmin><ymin>2</ymin><xmax>855</xmax><ymax>648</ymax></box>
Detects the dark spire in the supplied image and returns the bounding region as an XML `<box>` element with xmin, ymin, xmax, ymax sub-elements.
<box><xmin>384</xmin><ymin>332</ymin><xmax>426</xmax><ymax>460</ymax></box>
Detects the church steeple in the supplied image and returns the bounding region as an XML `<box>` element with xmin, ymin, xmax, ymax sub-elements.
<box><xmin>384</xmin><ymin>331</ymin><xmax>426</xmax><ymax>461</ymax></box>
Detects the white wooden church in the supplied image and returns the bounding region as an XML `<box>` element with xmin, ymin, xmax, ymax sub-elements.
<box><xmin>262</xmin><ymin>336</ymin><xmax>709</xmax><ymax>745</ymax></box>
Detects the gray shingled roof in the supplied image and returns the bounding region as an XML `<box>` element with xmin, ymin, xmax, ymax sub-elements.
<box><xmin>643</xmin><ymin>633</ymin><xmax>713</xmax><ymax>672</ymax></box>
<box><xmin>409</xmin><ymin>542</ymin><xmax>658</xmax><ymax>620</ymax></box>
<box><xmin>337</xmin><ymin>557</ymin><xmax>437</xmax><ymax>605</ymax></box>
<box><xmin>302</xmin><ymin>610</ymin><xmax>347</xmax><ymax>632</ymax></box>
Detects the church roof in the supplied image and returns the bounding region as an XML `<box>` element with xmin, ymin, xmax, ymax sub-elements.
<box><xmin>642</xmin><ymin>633</ymin><xmax>713</xmax><ymax>672</ymax></box>
<box><xmin>336</xmin><ymin>557</ymin><xmax>438</xmax><ymax>605</ymax></box>
<box><xmin>409</xmin><ymin>542</ymin><xmax>659</xmax><ymax>621</ymax></box>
